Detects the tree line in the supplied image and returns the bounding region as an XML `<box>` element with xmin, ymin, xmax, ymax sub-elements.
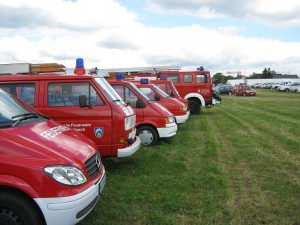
<box><xmin>213</xmin><ymin>67</ymin><xmax>276</xmax><ymax>84</ymax></box>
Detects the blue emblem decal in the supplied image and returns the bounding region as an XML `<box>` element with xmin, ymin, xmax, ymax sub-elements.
<box><xmin>94</xmin><ymin>128</ymin><xmax>104</xmax><ymax>138</ymax></box>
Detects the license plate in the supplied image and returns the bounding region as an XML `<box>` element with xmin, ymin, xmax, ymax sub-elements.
<box><xmin>99</xmin><ymin>173</ymin><xmax>106</xmax><ymax>195</ymax></box>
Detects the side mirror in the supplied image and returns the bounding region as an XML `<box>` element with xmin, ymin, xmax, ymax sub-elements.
<box><xmin>136</xmin><ymin>99</ymin><xmax>145</xmax><ymax>108</ymax></box>
<box><xmin>154</xmin><ymin>94</ymin><xmax>160</xmax><ymax>101</ymax></box>
<box><xmin>79</xmin><ymin>95</ymin><xmax>91</xmax><ymax>108</ymax></box>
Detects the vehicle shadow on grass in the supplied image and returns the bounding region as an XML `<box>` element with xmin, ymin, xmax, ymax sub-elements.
<box><xmin>102</xmin><ymin>156</ymin><xmax>138</xmax><ymax>175</ymax></box>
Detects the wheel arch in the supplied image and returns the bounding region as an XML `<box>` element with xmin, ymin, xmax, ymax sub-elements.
<box><xmin>184</xmin><ymin>93</ymin><xmax>205</xmax><ymax>107</ymax></box>
<box><xmin>0</xmin><ymin>185</ymin><xmax>46</xmax><ymax>225</ymax></box>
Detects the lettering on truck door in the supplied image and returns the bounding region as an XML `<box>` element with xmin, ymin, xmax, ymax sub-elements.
<box><xmin>40</xmin><ymin>81</ymin><xmax>113</xmax><ymax>156</ymax></box>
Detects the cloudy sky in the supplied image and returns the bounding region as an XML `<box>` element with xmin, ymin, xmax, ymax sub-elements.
<box><xmin>0</xmin><ymin>0</ymin><xmax>300</xmax><ymax>76</ymax></box>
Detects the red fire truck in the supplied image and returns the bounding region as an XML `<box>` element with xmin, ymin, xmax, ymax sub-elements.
<box><xmin>0</xmin><ymin>60</ymin><xmax>141</xmax><ymax>157</ymax></box>
<box><xmin>0</xmin><ymin>88</ymin><xmax>106</xmax><ymax>225</ymax></box>
<box><xmin>98</xmin><ymin>65</ymin><xmax>221</xmax><ymax>115</ymax></box>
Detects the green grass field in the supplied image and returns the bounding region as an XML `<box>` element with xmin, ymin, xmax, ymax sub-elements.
<box><xmin>79</xmin><ymin>89</ymin><xmax>300</xmax><ymax>225</ymax></box>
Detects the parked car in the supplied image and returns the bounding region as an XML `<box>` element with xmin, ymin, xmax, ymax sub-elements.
<box><xmin>232</xmin><ymin>84</ymin><xmax>256</xmax><ymax>96</ymax></box>
<box><xmin>214</xmin><ymin>84</ymin><xmax>233</xmax><ymax>95</ymax></box>
<box><xmin>288</xmin><ymin>82</ymin><xmax>300</xmax><ymax>92</ymax></box>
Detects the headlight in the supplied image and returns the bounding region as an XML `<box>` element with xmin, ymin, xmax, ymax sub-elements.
<box><xmin>124</xmin><ymin>115</ymin><xmax>136</xmax><ymax>130</ymax></box>
<box><xmin>164</xmin><ymin>116</ymin><xmax>175</xmax><ymax>124</ymax></box>
<box><xmin>180</xmin><ymin>105</ymin><xmax>187</xmax><ymax>111</ymax></box>
<box><xmin>44</xmin><ymin>166</ymin><xmax>87</xmax><ymax>186</ymax></box>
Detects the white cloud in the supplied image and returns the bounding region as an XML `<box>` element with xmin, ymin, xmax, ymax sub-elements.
<box><xmin>147</xmin><ymin>0</ymin><xmax>300</xmax><ymax>28</ymax></box>
<box><xmin>0</xmin><ymin>0</ymin><xmax>299</xmax><ymax>76</ymax></box>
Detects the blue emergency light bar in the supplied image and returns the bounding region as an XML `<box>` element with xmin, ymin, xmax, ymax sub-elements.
<box><xmin>140</xmin><ymin>78</ymin><xmax>149</xmax><ymax>84</ymax></box>
<box><xmin>116</xmin><ymin>72</ymin><xmax>124</xmax><ymax>80</ymax></box>
<box><xmin>197</xmin><ymin>66</ymin><xmax>204</xmax><ymax>71</ymax></box>
<box><xmin>76</xmin><ymin>58</ymin><xmax>84</xmax><ymax>68</ymax></box>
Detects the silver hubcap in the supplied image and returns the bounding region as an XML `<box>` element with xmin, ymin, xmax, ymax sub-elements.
<box><xmin>139</xmin><ymin>130</ymin><xmax>153</xmax><ymax>145</ymax></box>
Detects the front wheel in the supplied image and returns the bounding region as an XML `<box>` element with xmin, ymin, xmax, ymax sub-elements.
<box><xmin>138</xmin><ymin>126</ymin><xmax>158</xmax><ymax>146</ymax></box>
<box><xmin>0</xmin><ymin>191</ymin><xmax>45</xmax><ymax>225</ymax></box>
<box><xmin>188</xmin><ymin>99</ymin><xmax>201</xmax><ymax>115</ymax></box>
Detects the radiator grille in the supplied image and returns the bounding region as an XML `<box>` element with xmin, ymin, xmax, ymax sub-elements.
<box><xmin>85</xmin><ymin>153</ymin><xmax>101</xmax><ymax>179</ymax></box>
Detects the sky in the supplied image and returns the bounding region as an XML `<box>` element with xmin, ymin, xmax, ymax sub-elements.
<box><xmin>0</xmin><ymin>0</ymin><xmax>300</xmax><ymax>76</ymax></box>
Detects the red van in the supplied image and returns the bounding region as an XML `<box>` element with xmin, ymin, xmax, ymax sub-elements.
<box><xmin>134</xmin><ymin>81</ymin><xmax>190</xmax><ymax>124</ymax></box>
<box><xmin>148</xmin><ymin>79</ymin><xmax>189</xmax><ymax>107</ymax></box>
<box><xmin>0</xmin><ymin>61</ymin><xmax>141</xmax><ymax>157</ymax></box>
<box><xmin>0</xmin><ymin>88</ymin><xmax>106</xmax><ymax>225</ymax></box>
<box><xmin>108</xmin><ymin>80</ymin><xmax>177</xmax><ymax>146</ymax></box>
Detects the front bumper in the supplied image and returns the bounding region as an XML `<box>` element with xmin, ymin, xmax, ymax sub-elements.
<box><xmin>157</xmin><ymin>122</ymin><xmax>177</xmax><ymax>138</ymax></box>
<box><xmin>117</xmin><ymin>136</ymin><xmax>141</xmax><ymax>157</ymax></box>
<box><xmin>175</xmin><ymin>111</ymin><xmax>190</xmax><ymax>124</ymax></box>
<box><xmin>35</xmin><ymin>169</ymin><xmax>106</xmax><ymax>225</ymax></box>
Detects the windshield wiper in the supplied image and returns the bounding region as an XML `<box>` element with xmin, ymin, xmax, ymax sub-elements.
<box><xmin>12</xmin><ymin>112</ymin><xmax>39</xmax><ymax>119</ymax></box>
<box><xmin>11</xmin><ymin>112</ymin><xmax>48</xmax><ymax>127</ymax></box>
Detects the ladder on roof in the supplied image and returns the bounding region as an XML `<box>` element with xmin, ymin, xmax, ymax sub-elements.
<box><xmin>0</xmin><ymin>63</ymin><xmax>66</xmax><ymax>74</ymax></box>
<box><xmin>97</xmin><ymin>65</ymin><xmax>181</xmax><ymax>74</ymax></box>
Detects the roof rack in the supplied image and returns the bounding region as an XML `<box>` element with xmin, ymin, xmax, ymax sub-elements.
<box><xmin>0</xmin><ymin>63</ymin><xmax>66</xmax><ymax>74</ymax></box>
<box><xmin>97</xmin><ymin>65</ymin><xmax>181</xmax><ymax>74</ymax></box>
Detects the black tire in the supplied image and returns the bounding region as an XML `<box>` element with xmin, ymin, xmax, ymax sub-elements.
<box><xmin>138</xmin><ymin>126</ymin><xmax>158</xmax><ymax>146</ymax></box>
<box><xmin>0</xmin><ymin>191</ymin><xmax>45</xmax><ymax>225</ymax></box>
<box><xmin>188</xmin><ymin>99</ymin><xmax>201</xmax><ymax>115</ymax></box>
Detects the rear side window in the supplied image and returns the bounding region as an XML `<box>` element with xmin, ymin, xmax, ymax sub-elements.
<box><xmin>167</xmin><ymin>75</ymin><xmax>179</xmax><ymax>83</ymax></box>
<box><xmin>196</xmin><ymin>74</ymin><xmax>207</xmax><ymax>83</ymax></box>
<box><xmin>183</xmin><ymin>74</ymin><xmax>193</xmax><ymax>83</ymax></box>
<box><xmin>0</xmin><ymin>83</ymin><xmax>36</xmax><ymax>106</ymax></box>
<box><xmin>48</xmin><ymin>83</ymin><xmax>104</xmax><ymax>107</ymax></box>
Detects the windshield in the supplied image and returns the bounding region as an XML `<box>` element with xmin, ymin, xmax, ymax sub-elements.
<box><xmin>0</xmin><ymin>89</ymin><xmax>46</xmax><ymax>128</ymax></box>
<box><xmin>129</xmin><ymin>82</ymin><xmax>151</xmax><ymax>101</ymax></box>
<box><xmin>94</xmin><ymin>77</ymin><xmax>125</xmax><ymax>104</ymax></box>
<box><xmin>152</xmin><ymin>85</ymin><xmax>169</xmax><ymax>98</ymax></box>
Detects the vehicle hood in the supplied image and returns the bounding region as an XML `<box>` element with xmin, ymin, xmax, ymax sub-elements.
<box><xmin>151</xmin><ymin>102</ymin><xmax>173</xmax><ymax>117</ymax></box>
<box><xmin>0</xmin><ymin>120</ymin><xmax>96</xmax><ymax>168</ymax></box>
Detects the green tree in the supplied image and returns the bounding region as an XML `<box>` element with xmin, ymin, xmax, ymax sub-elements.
<box><xmin>262</xmin><ymin>67</ymin><xmax>273</xmax><ymax>78</ymax></box>
<box><xmin>213</xmin><ymin>73</ymin><xmax>235</xmax><ymax>84</ymax></box>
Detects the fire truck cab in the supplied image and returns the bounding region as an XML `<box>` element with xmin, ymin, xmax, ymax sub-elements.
<box><xmin>0</xmin><ymin>60</ymin><xmax>141</xmax><ymax>157</ymax></box>
<box><xmin>0</xmin><ymin>88</ymin><xmax>106</xmax><ymax>225</ymax></box>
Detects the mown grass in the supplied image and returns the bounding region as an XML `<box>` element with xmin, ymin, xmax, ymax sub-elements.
<box><xmin>79</xmin><ymin>89</ymin><xmax>300</xmax><ymax>225</ymax></box>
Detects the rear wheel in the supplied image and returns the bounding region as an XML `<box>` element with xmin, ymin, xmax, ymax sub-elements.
<box><xmin>138</xmin><ymin>126</ymin><xmax>158</xmax><ymax>146</ymax></box>
<box><xmin>0</xmin><ymin>191</ymin><xmax>45</xmax><ymax>225</ymax></box>
<box><xmin>188</xmin><ymin>99</ymin><xmax>201</xmax><ymax>115</ymax></box>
